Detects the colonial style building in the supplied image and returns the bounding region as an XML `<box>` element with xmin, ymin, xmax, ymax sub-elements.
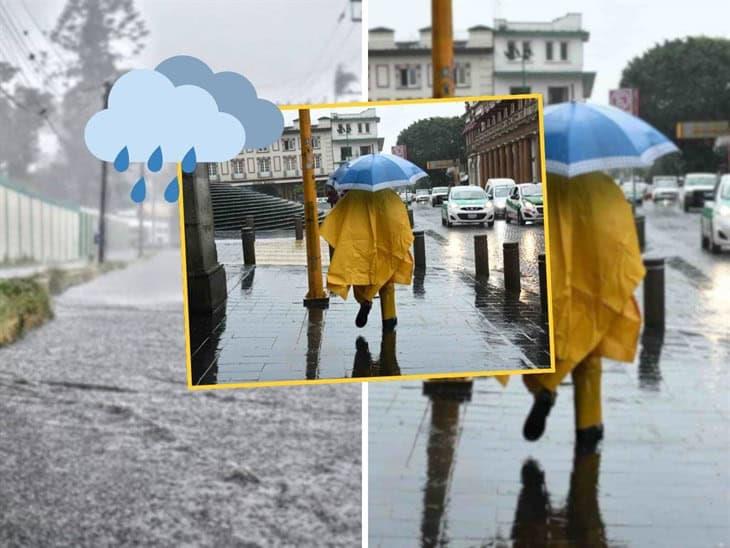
<box><xmin>464</xmin><ymin>99</ymin><xmax>542</xmax><ymax>187</ymax></box>
<box><xmin>209</xmin><ymin>108</ymin><xmax>383</xmax><ymax>198</ymax></box>
<box><xmin>368</xmin><ymin>26</ymin><xmax>495</xmax><ymax>100</ymax></box>
<box><xmin>368</xmin><ymin>13</ymin><xmax>594</xmax><ymax>104</ymax></box>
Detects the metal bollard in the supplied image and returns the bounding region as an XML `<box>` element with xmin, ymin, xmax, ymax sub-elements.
<box><xmin>244</xmin><ymin>215</ymin><xmax>255</xmax><ymax>241</ymax></box>
<box><xmin>503</xmin><ymin>241</ymin><xmax>520</xmax><ymax>293</ymax></box>
<box><xmin>407</xmin><ymin>207</ymin><xmax>414</xmax><ymax>228</ymax></box>
<box><xmin>294</xmin><ymin>216</ymin><xmax>304</xmax><ymax>241</ymax></box>
<box><xmin>474</xmin><ymin>234</ymin><xmax>489</xmax><ymax>278</ymax></box>
<box><xmin>538</xmin><ymin>253</ymin><xmax>548</xmax><ymax>317</ymax></box>
<box><xmin>413</xmin><ymin>230</ymin><xmax>426</xmax><ymax>269</ymax></box>
<box><xmin>241</xmin><ymin>227</ymin><xmax>256</xmax><ymax>265</ymax></box>
<box><xmin>635</xmin><ymin>214</ymin><xmax>645</xmax><ymax>252</ymax></box>
<box><xmin>643</xmin><ymin>257</ymin><xmax>665</xmax><ymax>329</ymax></box>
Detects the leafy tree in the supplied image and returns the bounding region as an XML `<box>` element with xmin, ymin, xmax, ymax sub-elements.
<box><xmin>396</xmin><ymin>116</ymin><xmax>466</xmax><ymax>186</ymax></box>
<box><xmin>620</xmin><ymin>37</ymin><xmax>730</xmax><ymax>174</ymax></box>
<box><xmin>47</xmin><ymin>0</ymin><xmax>148</xmax><ymax>207</ymax></box>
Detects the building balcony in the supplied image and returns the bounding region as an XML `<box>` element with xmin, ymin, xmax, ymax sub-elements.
<box><xmin>258</xmin><ymin>170</ymin><xmax>273</xmax><ymax>178</ymax></box>
<box><xmin>283</xmin><ymin>169</ymin><xmax>300</xmax><ymax>177</ymax></box>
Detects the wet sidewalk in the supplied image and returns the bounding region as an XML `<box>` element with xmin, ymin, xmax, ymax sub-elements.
<box><xmin>189</xmin><ymin>235</ymin><xmax>551</xmax><ymax>386</ymax></box>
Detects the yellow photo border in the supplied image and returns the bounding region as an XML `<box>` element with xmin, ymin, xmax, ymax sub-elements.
<box><xmin>178</xmin><ymin>93</ymin><xmax>555</xmax><ymax>390</ymax></box>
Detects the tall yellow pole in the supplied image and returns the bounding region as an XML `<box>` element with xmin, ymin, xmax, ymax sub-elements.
<box><xmin>299</xmin><ymin>109</ymin><xmax>329</xmax><ymax>308</ymax></box>
<box><xmin>432</xmin><ymin>0</ymin><xmax>455</xmax><ymax>98</ymax></box>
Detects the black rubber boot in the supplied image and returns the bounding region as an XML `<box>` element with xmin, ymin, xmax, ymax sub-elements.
<box><xmin>575</xmin><ymin>424</ymin><xmax>604</xmax><ymax>455</ymax></box>
<box><xmin>355</xmin><ymin>301</ymin><xmax>372</xmax><ymax>328</ymax></box>
<box><xmin>382</xmin><ymin>317</ymin><xmax>397</xmax><ymax>332</ymax></box>
<box><xmin>522</xmin><ymin>389</ymin><xmax>556</xmax><ymax>441</ymax></box>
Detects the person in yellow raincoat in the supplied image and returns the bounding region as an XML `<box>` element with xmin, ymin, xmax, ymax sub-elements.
<box><xmin>516</xmin><ymin>171</ymin><xmax>645</xmax><ymax>448</ymax></box>
<box><xmin>319</xmin><ymin>188</ymin><xmax>414</xmax><ymax>331</ymax></box>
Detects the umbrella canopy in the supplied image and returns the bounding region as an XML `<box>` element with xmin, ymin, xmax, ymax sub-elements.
<box><xmin>330</xmin><ymin>153</ymin><xmax>427</xmax><ymax>192</ymax></box>
<box><xmin>544</xmin><ymin>102</ymin><xmax>679</xmax><ymax>178</ymax></box>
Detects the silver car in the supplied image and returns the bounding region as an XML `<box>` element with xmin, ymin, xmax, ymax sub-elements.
<box><xmin>682</xmin><ymin>173</ymin><xmax>717</xmax><ymax>212</ymax></box>
<box><xmin>485</xmin><ymin>178</ymin><xmax>516</xmax><ymax>218</ymax></box>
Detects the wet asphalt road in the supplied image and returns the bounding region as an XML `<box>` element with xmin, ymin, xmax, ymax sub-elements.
<box><xmin>0</xmin><ymin>251</ymin><xmax>361</xmax><ymax>547</ymax></box>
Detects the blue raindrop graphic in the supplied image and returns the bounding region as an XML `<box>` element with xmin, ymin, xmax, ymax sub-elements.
<box><xmin>164</xmin><ymin>176</ymin><xmax>179</xmax><ymax>202</ymax></box>
<box><xmin>130</xmin><ymin>177</ymin><xmax>146</xmax><ymax>203</ymax></box>
<box><xmin>147</xmin><ymin>146</ymin><xmax>163</xmax><ymax>172</ymax></box>
<box><xmin>114</xmin><ymin>147</ymin><xmax>129</xmax><ymax>172</ymax></box>
<box><xmin>181</xmin><ymin>147</ymin><xmax>197</xmax><ymax>173</ymax></box>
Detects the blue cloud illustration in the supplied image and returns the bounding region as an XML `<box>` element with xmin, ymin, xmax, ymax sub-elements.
<box><xmin>156</xmin><ymin>55</ymin><xmax>284</xmax><ymax>149</ymax></box>
<box><xmin>84</xmin><ymin>68</ymin><xmax>246</xmax><ymax>164</ymax></box>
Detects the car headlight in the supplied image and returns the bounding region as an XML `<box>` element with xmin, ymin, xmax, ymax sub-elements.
<box><xmin>719</xmin><ymin>205</ymin><xmax>730</xmax><ymax>217</ymax></box>
<box><xmin>485</xmin><ymin>201</ymin><xmax>494</xmax><ymax>209</ymax></box>
<box><xmin>448</xmin><ymin>203</ymin><xmax>459</xmax><ymax>211</ymax></box>
<box><xmin>524</xmin><ymin>201</ymin><xmax>535</xmax><ymax>210</ymax></box>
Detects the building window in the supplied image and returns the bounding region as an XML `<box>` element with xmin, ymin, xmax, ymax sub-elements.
<box><xmin>273</xmin><ymin>157</ymin><xmax>281</xmax><ymax>172</ymax></box>
<box><xmin>284</xmin><ymin>156</ymin><xmax>297</xmax><ymax>171</ymax></box>
<box><xmin>312</xmin><ymin>135</ymin><xmax>321</xmax><ymax>149</ymax></box>
<box><xmin>360</xmin><ymin>145</ymin><xmax>371</xmax><ymax>155</ymax></box>
<box><xmin>454</xmin><ymin>62</ymin><xmax>471</xmax><ymax>88</ymax></box>
<box><xmin>560</xmin><ymin>41</ymin><xmax>568</xmax><ymax>60</ymax></box>
<box><xmin>341</xmin><ymin>146</ymin><xmax>352</xmax><ymax>162</ymax></box>
<box><xmin>376</xmin><ymin>64</ymin><xmax>389</xmax><ymax>88</ymax></box>
<box><xmin>427</xmin><ymin>63</ymin><xmax>432</xmax><ymax>86</ymax></box>
<box><xmin>231</xmin><ymin>159</ymin><xmax>245</xmax><ymax>176</ymax></box>
<box><xmin>357</xmin><ymin>123</ymin><xmax>362</xmax><ymax>133</ymax></box>
<box><xmin>510</xmin><ymin>86</ymin><xmax>531</xmax><ymax>94</ymax></box>
<box><xmin>507</xmin><ymin>40</ymin><xmax>517</xmax><ymax>59</ymax></box>
<box><xmin>257</xmin><ymin>157</ymin><xmax>271</xmax><ymax>173</ymax></box>
<box><xmin>257</xmin><ymin>146</ymin><xmax>269</xmax><ymax>153</ymax></box>
<box><xmin>247</xmin><ymin>158</ymin><xmax>255</xmax><ymax>173</ymax></box>
<box><xmin>282</xmin><ymin>137</ymin><xmax>297</xmax><ymax>151</ymax></box>
<box><xmin>522</xmin><ymin>41</ymin><xmax>532</xmax><ymax>60</ymax></box>
<box><xmin>546</xmin><ymin>41</ymin><xmax>553</xmax><ymax>61</ymax></box>
<box><xmin>365</xmin><ymin>122</ymin><xmax>370</xmax><ymax>132</ymax></box>
<box><xmin>272</xmin><ymin>140</ymin><xmax>280</xmax><ymax>151</ymax></box>
<box><xmin>548</xmin><ymin>86</ymin><xmax>570</xmax><ymax>104</ymax></box>
<box><xmin>395</xmin><ymin>64</ymin><xmax>421</xmax><ymax>89</ymax></box>
<box><xmin>314</xmin><ymin>154</ymin><xmax>322</xmax><ymax>168</ymax></box>
<box><xmin>208</xmin><ymin>163</ymin><xmax>218</xmax><ymax>176</ymax></box>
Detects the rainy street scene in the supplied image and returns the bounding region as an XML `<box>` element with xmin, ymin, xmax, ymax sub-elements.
<box><xmin>367</xmin><ymin>1</ymin><xmax>729</xmax><ymax>546</ymax></box>
<box><xmin>185</xmin><ymin>97</ymin><xmax>551</xmax><ymax>387</ymax></box>
<box><xmin>1</xmin><ymin>1</ymin><xmax>362</xmax><ymax>545</ymax></box>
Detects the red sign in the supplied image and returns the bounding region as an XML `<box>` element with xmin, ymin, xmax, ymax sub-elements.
<box><xmin>391</xmin><ymin>144</ymin><xmax>407</xmax><ymax>159</ymax></box>
<box><xmin>609</xmin><ymin>88</ymin><xmax>640</xmax><ymax>116</ymax></box>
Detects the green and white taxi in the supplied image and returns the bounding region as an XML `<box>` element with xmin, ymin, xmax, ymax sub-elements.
<box><xmin>441</xmin><ymin>185</ymin><xmax>494</xmax><ymax>228</ymax></box>
<box><xmin>701</xmin><ymin>174</ymin><xmax>730</xmax><ymax>254</ymax></box>
<box><xmin>505</xmin><ymin>183</ymin><xmax>544</xmax><ymax>225</ymax></box>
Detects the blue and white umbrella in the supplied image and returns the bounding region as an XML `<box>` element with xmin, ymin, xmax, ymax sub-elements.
<box><xmin>544</xmin><ymin>102</ymin><xmax>679</xmax><ymax>178</ymax></box>
<box><xmin>329</xmin><ymin>153</ymin><xmax>427</xmax><ymax>192</ymax></box>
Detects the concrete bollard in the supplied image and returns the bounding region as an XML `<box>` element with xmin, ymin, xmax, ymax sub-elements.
<box><xmin>474</xmin><ymin>234</ymin><xmax>489</xmax><ymax>278</ymax></box>
<box><xmin>538</xmin><ymin>253</ymin><xmax>548</xmax><ymax>317</ymax></box>
<box><xmin>643</xmin><ymin>257</ymin><xmax>665</xmax><ymax>329</ymax></box>
<box><xmin>244</xmin><ymin>215</ymin><xmax>255</xmax><ymax>241</ymax></box>
<box><xmin>503</xmin><ymin>241</ymin><xmax>520</xmax><ymax>293</ymax></box>
<box><xmin>294</xmin><ymin>216</ymin><xmax>304</xmax><ymax>241</ymax></box>
<box><xmin>407</xmin><ymin>207</ymin><xmax>414</xmax><ymax>228</ymax></box>
<box><xmin>413</xmin><ymin>230</ymin><xmax>426</xmax><ymax>269</ymax></box>
<box><xmin>241</xmin><ymin>227</ymin><xmax>256</xmax><ymax>265</ymax></box>
<box><xmin>635</xmin><ymin>214</ymin><xmax>645</xmax><ymax>252</ymax></box>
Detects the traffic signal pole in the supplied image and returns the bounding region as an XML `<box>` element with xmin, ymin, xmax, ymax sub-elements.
<box><xmin>432</xmin><ymin>0</ymin><xmax>455</xmax><ymax>98</ymax></box>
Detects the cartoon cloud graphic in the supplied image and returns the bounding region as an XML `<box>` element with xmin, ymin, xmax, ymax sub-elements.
<box><xmin>155</xmin><ymin>55</ymin><xmax>284</xmax><ymax>149</ymax></box>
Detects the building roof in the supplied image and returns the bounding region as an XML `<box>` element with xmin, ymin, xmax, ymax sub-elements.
<box><xmin>369</xmin><ymin>43</ymin><xmax>493</xmax><ymax>57</ymax></box>
<box><xmin>468</xmin><ymin>24</ymin><xmax>492</xmax><ymax>31</ymax></box>
<box><xmin>370</xmin><ymin>26</ymin><xmax>394</xmax><ymax>33</ymax></box>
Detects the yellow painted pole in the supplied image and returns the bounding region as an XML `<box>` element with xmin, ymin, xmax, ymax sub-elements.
<box><xmin>432</xmin><ymin>0</ymin><xmax>455</xmax><ymax>98</ymax></box>
<box><xmin>299</xmin><ymin>109</ymin><xmax>329</xmax><ymax>308</ymax></box>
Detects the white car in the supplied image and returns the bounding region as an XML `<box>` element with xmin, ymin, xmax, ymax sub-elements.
<box><xmin>651</xmin><ymin>177</ymin><xmax>680</xmax><ymax>201</ymax></box>
<box><xmin>415</xmin><ymin>189</ymin><xmax>431</xmax><ymax>203</ymax></box>
<box><xmin>701</xmin><ymin>174</ymin><xmax>730</xmax><ymax>253</ymax></box>
<box><xmin>484</xmin><ymin>178</ymin><xmax>516</xmax><ymax>218</ymax></box>
<box><xmin>682</xmin><ymin>172</ymin><xmax>717</xmax><ymax>212</ymax></box>
<box><xmin>441</xmin><ymin>185</ymin><xmax>494</xmax><ymax>227</ymax></box>
<box><xmin>430</xmin><ymin>186</ymin><xmax>449</xmax><ymax>207</ymax></box>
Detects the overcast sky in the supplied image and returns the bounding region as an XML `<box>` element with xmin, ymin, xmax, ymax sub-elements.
<box><xmin>369</xmin><ymin>0</ymin><xmax>730</xmax><ymax>104</ymax></box>
<box><xmin>18</xmin><ymin>0</ymin><xmax>361</xmax><ymax>104</ymax></box>
<box><xmin>283</xmin><ymin>100</ymin><xmax>466</xmax><ymax>150</ymax></box>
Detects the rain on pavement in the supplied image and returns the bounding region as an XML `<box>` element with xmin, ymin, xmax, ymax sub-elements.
<box><xmin>189</xmin><ymin>203</ymin><xmax>551</xmax><ymax>385</ymax></box>
<box><xmin>368</xmin><ymin>199</ymin><xmax>730</xmax><ymax>547</ymax></box>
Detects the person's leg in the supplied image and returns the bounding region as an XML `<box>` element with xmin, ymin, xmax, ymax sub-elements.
<box><xmin>353</xmin><ymin>285</ymin><xmax>372</xmax><ymax>327</ymax></box>
<box><xmin>378</xmin><ymin>282</ymin><xmax>397</xmax><ymax>331</ymax></box>
<box><xmin>522</xmin><ymin>360</ymin><xmax>574</xmax><ymax>442</ymax></box>
<box><xmin>572</xmin><ymin>354</ymin><xmax>603</xmax><ymax>452</ymax></box>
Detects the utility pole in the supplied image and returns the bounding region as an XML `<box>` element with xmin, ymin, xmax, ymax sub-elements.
<box><xmin>432</xmin><ymin>0</ymin><xmax>455</xmax><ymax>98</ymax></box>
<box><xmin>299</xmin><ymin>109</ymin><xmax>329</xmax><ymax>308</ymax></box>
<box><xmin>97</xmin><ymin>81</ymin><xmax>112</xmax><ymax>263</ymax></box>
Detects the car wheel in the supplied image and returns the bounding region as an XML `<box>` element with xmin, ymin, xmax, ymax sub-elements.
<box><xmin>505</xmin><ymin>212</ymin><xmax>510</xmax><ymax>224</ymax></box>
<box><xmin>701</xmin><ymin>233</ymin><xmax>709</xmax><ymax>250</ymax></box>
<box><xmin>446</xmin><ymin>219</ymin><xmax>453</xmax><ymax>228</ymax></box>
<box><xmin>683</xmin><ymin>198</ymin><xmax>690</xmax><ymax>212</ymax></box>
<box><xmin>488</xmin><ymin>220</ymin><xmax>494</xmax><ymax>228</ymax></box>
<box><xmin>518</xmin><ymin>210</ymin><xmax>525</xmax><ymax>226</ymax></box>
<box><xmin>441</xmin><ymin>215</ymin><xmax>446</xmax><ymax>226</ymax></box>
<box><xmin>711</xmin><ymin>241</ymin><xmax>721</xmax><ymax>254</ymax></box>
<box><xmin>479</xmin><ymin>222</ymin><xmax>486</xmax><ymax>227</ymax></box>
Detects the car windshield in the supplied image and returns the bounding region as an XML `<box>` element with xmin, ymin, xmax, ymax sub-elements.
<box><xmin>416</xmin><ymin>189</ymin><xmax>428</xmax><ymax>195</ymax></box>
<box><xmin>521</xmin><ymin>183</ymin><xmax>542</xmax><ymax>196</ymax></box>
<box><xmin>451</xmin><ymin>188</ymin><xmax>485</xmax><ymax>200</ymax></box>
<box><xmin>655</xmin><ymin>179</ymin><xmax>678</xmax><ymax>188</ymax></box>
<box><xmin>494</xmin><ymin>186</ymin><xmax>510</xmax><ymax>197</ymax></box>
<box><xmin>685</xmin><ymin>174</ymin><xmax>716</xmax><ymax>186</ymax></box>
<box><xmin>432</xmin><ymin>187</ymin><xmax>448</xmax><ymax>194</ymax></box>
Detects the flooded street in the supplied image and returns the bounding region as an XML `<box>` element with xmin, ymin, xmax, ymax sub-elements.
<box><xmin>369</xmin><ymin>200</ymin><xmax>730</xmax><ymax>547</ymax></box>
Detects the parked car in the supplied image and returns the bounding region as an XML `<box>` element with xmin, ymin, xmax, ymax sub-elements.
<box><xmin>505</xmin><ymin>183</ymin><xmax>544</xmax><ymax>225</ymax></box>
<box><xmin>682</xmin><ymin>172</ymin><xmax>717</xmax><ymax>211</ymax></box>
<box><xmin>484</xmin><ymin>178</ymin><xmax>516</xmax><ymax>218</ymax></box>
<box><xmin>621</xmin><ymin>180</ymin><xmax>649</xmax><ymax>205</ymax></box>
<box><xmin>441</xmin><ymin>185</ymin><xmax>494</xmax><ymax>228</ymax></box>
<box><xmin>430</xmin><ymin>186</ymin><xmax>449</xmax><ymax>207</ymax></box>
<box><xmin>415</xmin><ymin>188</ymin><xmax>431</xmax><ymax>203</ymax></box>
<box><xmin>651</xmin><ymin>177</ymin><xmax>680</xmax><ymax>201</ymax></box>
<box><xmin>701</xmin><ymin>174</ymin><xmax>730</xmax><ymax>253</ymax></box>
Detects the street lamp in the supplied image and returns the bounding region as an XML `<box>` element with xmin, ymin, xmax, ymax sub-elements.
<box><xmin>505</xmin><ymin>42</ymin><xmax>532</xmax><ymax>94</ymax></box>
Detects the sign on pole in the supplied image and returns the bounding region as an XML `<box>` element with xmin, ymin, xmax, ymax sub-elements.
<box><xmin>391</xmin><ymin>144</ymin><xmax>408</xmax><ymax>159</ymax></box>
<box><xmin>426</xmin><ymin>159</ymin><xmax>458</xmax><ymax>169</ymax></box>
<box><xmin>676</xmin><ymin>121</ymin><xmax>730</xmax><ymax>139</ymax></box>
<box><xmin>609</xmin><ymin>88</ymin><xmax>640</xmax><ymax>116</ymax></box>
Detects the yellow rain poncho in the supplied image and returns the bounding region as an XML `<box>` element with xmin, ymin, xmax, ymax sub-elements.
<box><xmin>319</xmin><ymin>189</ymin><xmax>414</xmax><ymax>301</ymax></box>
<box><xmin>502</xmin><ymin>172</ymin><xmax>645</xmax><ymax>391</ymax></box>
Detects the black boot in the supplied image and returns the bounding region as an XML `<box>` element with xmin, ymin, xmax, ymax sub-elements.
<box><xmin>355</xmin><ymin>301</ymin><xmax>372</xmax><ymax>328</ymax></box>
<box><xmin>575</xmin><ymin>424</ymin><xmax>604</xmax><ymax>455</ymax></box>
<box><xmin>523</xmin><ymin>389</ymin><xmax>556</xmax><ymax>441</ymax></box>
<box><xmin>382</xmin><ymin>317</ymin><xmax>397</xmax><ymax>332</ymax></box>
